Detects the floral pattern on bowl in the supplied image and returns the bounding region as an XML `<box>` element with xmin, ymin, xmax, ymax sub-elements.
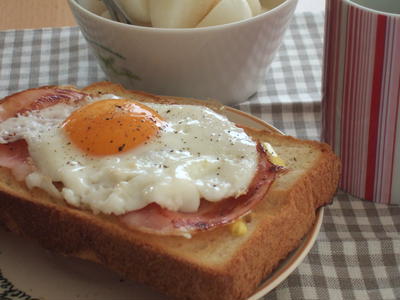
<box><xmin>82</xmin><ymin>33</ymin><xmax>141</xmax><ymax>82</ymax></box>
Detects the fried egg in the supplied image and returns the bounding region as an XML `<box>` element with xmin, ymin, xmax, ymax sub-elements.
<box><xmin>0</xmin><ymin>96</ymin><xmax>258</xmax><ymax>214</ymax></box>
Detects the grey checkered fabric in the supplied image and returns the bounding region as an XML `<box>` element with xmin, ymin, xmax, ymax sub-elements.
<box><xmin>0</xmin><ymin>12</ymin><xmax>399</xmax><ymax>300</ymax></box>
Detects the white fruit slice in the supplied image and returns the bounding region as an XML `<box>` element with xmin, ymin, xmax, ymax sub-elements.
<box><xmin>197</xmin><ymin>0</ymin><xmax>252</xmax><ymax>28</ymax></box>
<box><xmin>260</xmin><ymin>0</ymin><xmax>284</xmax><ymax>10</ymax></box>
<box><xmin>149</xmin><ymin>0</ymin><xmax>218</xmax><ymax>28</ymax></box>
<box><xmin>247</xmin><ymin>0</ymin><xmax>262</xmax><ymax>15</ymax></box>
<box><xmin>116</xmin><ymin>0</ymin><xmax>151</xmax><ymax>23</ymax></box>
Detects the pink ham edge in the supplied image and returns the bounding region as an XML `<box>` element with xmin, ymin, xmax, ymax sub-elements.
<box><xmin>0</xmin><ymin>140</ymin><xmax>32</xmax><ymax>181</ymax></box>
<box><xmin>120</xmin><ymin>145</ymin><xmax>281</xmax><ymax>236</ymax></box>
<box><xmin>0</xmin><ymin>86</ymin><xmax>88</xmax><ymax>121</ymax></box>
<box><xmin>0</xmin><ymin>87</ymin><xmax>88</xmax><ymax>179</ymax></box>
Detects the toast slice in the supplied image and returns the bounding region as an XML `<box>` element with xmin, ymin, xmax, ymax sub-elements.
<box><xmin>0</xmin><ymin>82</ymin><xmax>340</xmax><ymax>300</ymax></box>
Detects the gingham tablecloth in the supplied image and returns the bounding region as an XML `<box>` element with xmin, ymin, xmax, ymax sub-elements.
<box><xmin>0</xmin><ymin>12</ymin><xmax>399</xmax><ymax>300</ymax></box>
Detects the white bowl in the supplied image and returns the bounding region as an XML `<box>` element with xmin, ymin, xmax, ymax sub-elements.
<box><xmin>68</xmin><ymin>0</ymin><xmax>298</xmax><ymax>104</ymax></box>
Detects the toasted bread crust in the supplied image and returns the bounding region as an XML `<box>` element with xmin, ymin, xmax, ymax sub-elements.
<box><xmin>0</xmin><ymin>82</ymin><xmax>341</xmax><ymax>300</ymax></box>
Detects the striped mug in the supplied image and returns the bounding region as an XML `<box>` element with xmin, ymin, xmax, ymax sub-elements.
<box><xmin>322</xmin><ymin>0</ymin><xmax>400</xmax><ymax>205</ymax></box>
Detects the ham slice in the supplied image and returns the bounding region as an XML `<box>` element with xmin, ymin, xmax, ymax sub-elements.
<box><xmin>0</xmin><ymin>87</ymin><xmax>279</xmax><ymax>237</ymax></box>
<box><xmin>0</xmin><ymin>86</ymin><xmax>87</xmax><ymax>122</ymax></box>
<box><xmin>120</xmin><ymin>146</ymin><xmax>280</xmax><ymax>236</ymax></box>
<box><xmin>0</xmin><ymin>86</ymin><xmax>88</xmax><ymax>179</ymax></box>
<box><xmin>0</xmin><ymin>140</ymin><xmax>32</xmax><ymax>181</ymax></box>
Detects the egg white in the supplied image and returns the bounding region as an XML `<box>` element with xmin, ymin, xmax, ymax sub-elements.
<box><xmin>0</xmin><ymin>97</ymin><xmax>258</xmax><ymax>215</ymax></box>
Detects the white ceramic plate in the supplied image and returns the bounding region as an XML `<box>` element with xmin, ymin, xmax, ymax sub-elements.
<box><xmin>0</xmin><ymin>107</ymin><xmax>323</xmax><ymax>300</ymax></box>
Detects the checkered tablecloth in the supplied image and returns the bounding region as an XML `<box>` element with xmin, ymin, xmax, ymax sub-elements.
<box><xmin>0</xmin><ymin>12</ymin><xmax>399</xmax><ymax>300</ymax></box>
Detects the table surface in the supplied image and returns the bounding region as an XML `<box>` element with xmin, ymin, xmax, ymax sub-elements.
<box><xmin>0</xmin><ymin>0</ymin><xmax>326</xmax><ymax>30</ymax></box>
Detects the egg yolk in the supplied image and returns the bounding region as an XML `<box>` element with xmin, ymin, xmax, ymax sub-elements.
<box><xmin>62</xmin><ymin>99</ymin><xmax>164</xmax><ymax>156</ymax></box>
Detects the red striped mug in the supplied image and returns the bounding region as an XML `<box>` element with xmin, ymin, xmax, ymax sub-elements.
<box><xmin>322</xmin><ymin>0</ymin><xmax>400</xmax><ymax>204</ymax></box>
